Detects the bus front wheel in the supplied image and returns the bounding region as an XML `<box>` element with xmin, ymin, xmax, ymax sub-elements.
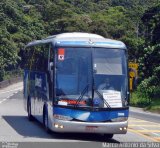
<box><xmin>43</xmin><ymin>110</ymin><xmax>51</xmax><ymax>133</ymax></box>
<box><xmin>103</xmin><ymin>134</ymin><xmax>114</xmax><ymax>140</ymax></box>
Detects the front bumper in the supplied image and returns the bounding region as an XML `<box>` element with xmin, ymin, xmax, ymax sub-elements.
<box><xmin>51</xmin><ymin>119</ymin><xmax>128</xmax><ymax>134</ymax></box>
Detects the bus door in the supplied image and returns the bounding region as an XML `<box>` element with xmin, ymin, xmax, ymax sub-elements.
<box><xmin>33</xmin><ymin>43</ymin><xmax>50</xmax><ymax>122</ymax></box>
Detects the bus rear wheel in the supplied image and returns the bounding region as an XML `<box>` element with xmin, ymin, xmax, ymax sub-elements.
<box><xmin>27</xmin><ymin>100</ymin><xmax>34</xmax><ymax>121</ymax></box>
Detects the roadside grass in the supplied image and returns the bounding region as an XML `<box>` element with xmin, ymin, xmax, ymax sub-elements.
<box><xmin>144</xmin><ymin>99</ymin><xmax>160</xmax><ymax>113</ymax></box>
<box><xmin>130</xmin><ymin>91</ymin><xmax>160</xmax><ymax>113</ymax></box>
<box><xmin>0</xmin><ymin>69</ymin><xmax>23</xmax><ymax>82</ymax></box>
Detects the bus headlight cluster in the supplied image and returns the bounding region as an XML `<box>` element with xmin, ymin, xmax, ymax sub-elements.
<box><xmin>54</xmin><ymin>114</ymin><xmax>73</xmax><ymax>121</ymax></box>
<box><xmin>119</xmin><ymin>127</ymin><xmax>127</xmax><ymax>131</ymax></box>
<box><xmin>54</xmin><ymin>123</ymin><xmax>64</xmax><ymax>129</ymax></box>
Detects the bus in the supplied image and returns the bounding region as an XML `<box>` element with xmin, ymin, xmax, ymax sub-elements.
<box><xmin>23</xmin><ymin>32</ymin><xmax>129</xmax><ymax>139</ymax></box>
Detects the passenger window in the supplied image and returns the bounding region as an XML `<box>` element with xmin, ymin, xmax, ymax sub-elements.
<box><xmin>23</xmin><ymin>46</ymin><xmax>34</xmax><ymax>70</ymax></box>
<box><xmin>24</xmin><ymin>43</ymin><xmax>52</xmax><ymax>72</ymax></box>
<box><xmin>34</xmin><ymin>44</ymin><xmax>50</xmax><ymax>72</ymax></box>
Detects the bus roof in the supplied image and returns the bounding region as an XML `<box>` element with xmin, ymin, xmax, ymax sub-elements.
<box><xmin>26</xmin><ymin>32</ymin><xmax>127</xmax><ymax>49</ymax></box>
<box><xmin>45</xmin><ymin>32</ymin><xmax>104</xmax><ymax>39</ymax></box>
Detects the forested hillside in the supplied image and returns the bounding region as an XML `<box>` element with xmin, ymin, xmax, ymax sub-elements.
<box><xmin>0</xmin><ymin>0</ymin><xmax>160</xmax><ymax>105</ymax></box>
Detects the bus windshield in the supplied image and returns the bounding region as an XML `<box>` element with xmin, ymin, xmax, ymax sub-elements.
<box><xmin>54</xmin><ymin>47</ymin><xmax>128</xmax><ymax>109</ymax></box>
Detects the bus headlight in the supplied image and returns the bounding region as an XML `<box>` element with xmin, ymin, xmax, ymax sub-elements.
<box><xmin>54</xmin><ymin>114</ymin><xmax>73</xmax><ymax>121</ymax></box>
<box><xmin>111</xmin><ymin>117</ymin><xmax>128</xmax><ymax>122</ymax></box>
<box><xmin>54</xmin><ymin>123</ymin><xmax>64</xmax><ymax>129</ymax></box>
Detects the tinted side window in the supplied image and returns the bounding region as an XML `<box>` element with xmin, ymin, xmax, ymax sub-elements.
<box><xmin>23</xmin><ymin>46</ymin><xmax>34</xmax><ymax>70</ymax></box>
<box><xmin>23</xmin><ymin>43</ymin><xmax>52</xmax><ymax>71</ymax></box>
<box><xmin>33</xmin><ymin>43</ymin><xmax>50</xmax><ymax>72</ymax></box>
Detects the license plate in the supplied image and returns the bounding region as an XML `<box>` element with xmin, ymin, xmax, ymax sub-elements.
<box><xmin>85</xmin><ymin>126</ymin><xmax>98</xmax><ymax>132</ymax></box>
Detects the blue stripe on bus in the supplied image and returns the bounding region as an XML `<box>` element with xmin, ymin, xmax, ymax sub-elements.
<box><xmin>95</xmin><ymin>41</ymin><xmax>124</xmax><ymax>46</ymax></box>
<box><xmin>56</xmin><ymin>41</ymin><xmax>125</xmax><ymax>48</ymax></box>
<box><xmin>54</xmin><ymin>107</ymin><xmax>129</xmax><ymax>122</ymax></box>
<box><xmin>57</xmin><ymin>41</ymin><xmax>88</xmax><ymax>45</ymax></box>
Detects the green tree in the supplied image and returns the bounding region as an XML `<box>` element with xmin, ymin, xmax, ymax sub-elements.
<box><xmin>137</xmin><ymin>3</ymin><xmax>160</xmax><ymax>100</ymax></box>
<box><xmin>142</xmin><ymin>3</ymin><xmax>160</xmax><ymax>44</ymax></box>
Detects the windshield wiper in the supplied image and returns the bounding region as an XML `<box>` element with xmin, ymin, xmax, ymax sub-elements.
<box><xmin>74</xmin><ymin>84</ymin><xmax>111</xmax><ymax>108</ymax></box>
<box><xmin>92</xmin><ymin>70</ymin><xmax>110</xmax><ymax>108</ymax></box>
<box><xmin>74</xmin><ymin>84</ymin><xmax>90</xmax><ymax>108</ymax></box>
<box><xmin>94</xmin><ymin>89</ymin><xmax>111</xmax><ymax>108</ymax></box>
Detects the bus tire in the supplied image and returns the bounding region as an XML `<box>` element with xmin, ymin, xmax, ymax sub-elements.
<box><xmin>103</xmin><ymin>134</ymin><xmax>114</xmax><ymax>140</ymax></box>
<box><xmin>43</xmin><ymin>109</ymin><xmax>51</xmax><ymax>134</ymax></box>
<box><xmin>27</xmin><ymin>99</ymin><xmax>34</xmax><ymax>121</ymax></box>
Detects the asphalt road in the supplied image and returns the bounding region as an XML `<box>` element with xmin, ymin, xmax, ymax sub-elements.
<box><xmin>129</xmin><ymin>107</ymin><xmax>160</xmax><ymax>124</ymax></box>
<box><xmin>0</xmin><ymin>82</ymin><xmax>159</xmax><ymax>147</ymax></box>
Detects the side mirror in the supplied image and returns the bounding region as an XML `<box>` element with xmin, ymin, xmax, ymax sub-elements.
<box><xmin>93</xmin><ymin>69</ymin><xmax>97</xmax><ymax>73</ymax></box>
<box><xmin>50</xmin><ymin>62</ymin><xmax>54</xmax><ymax>70</ymax></box>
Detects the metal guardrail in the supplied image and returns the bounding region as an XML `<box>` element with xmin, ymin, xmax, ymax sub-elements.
<box><xmin>0</xmin><ymin>70</ymin><xmax>23</xmax><ymax>89</ymax></box>
<box><xmin>0</xmin><ymin>77</ymin><xmax>22</xmax><ymax>89</ymax></box>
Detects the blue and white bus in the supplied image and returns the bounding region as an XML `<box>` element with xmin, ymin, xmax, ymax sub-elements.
<box><xmin>23</xmin><ymin>32</ymin><xmax>129</xmax><ymax>139</ymax></box>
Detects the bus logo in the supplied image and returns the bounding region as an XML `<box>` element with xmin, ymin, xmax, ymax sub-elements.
<box><xmin>35</xmin><ymin>75</ymin><xmax>42</xmax><ymax>87</ymax></box>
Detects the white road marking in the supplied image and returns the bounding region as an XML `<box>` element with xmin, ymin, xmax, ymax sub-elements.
<box><xmin>0</xmin><ymin>87</ymin><xmax>23</xmax><ymax>95</ymax></box>
<box><xmin>0</xmin><ymin>90</ymin><xmax>20</xmax><ymax>104</ymax></box>
<box><xmin>8</xmin><ymin>95</ymin><xmax>13</xmax><ymax>98</ymax></box>
<box><xmin>0</xmin><ymin>98</ymin><xmax>7</xmax><ymax>104</ymax></box>
<box><xmin>140</xmin><ymin>126</ymin><xmax>160</xmax><ymax>136</ymax></box>
<box><xmin>152</xmin><ymin>132</ymin><xmax>160</xmax><ymax>136</ymax></box>
<box><xmin>140</xmin><ymin>127</ymin><xmax>147</xmax><ymax>130</ymax></box>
